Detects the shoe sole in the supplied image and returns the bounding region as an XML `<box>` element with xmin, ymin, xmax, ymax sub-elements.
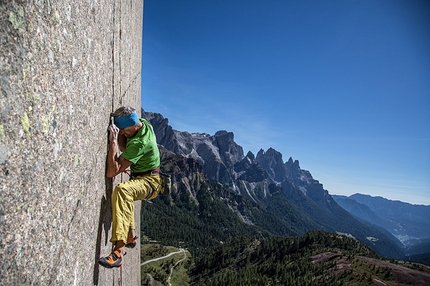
<box><xmin>125</xmin><ymin>242</ymin><xmax>136</xmax><ymax>248</ymax></box>
<box><xmin>98</xmin><ymin>260</ymin><xmax>122</xmax><ymax>268</ymax></box>
<box><xmin>98</xmin><ymin>253</ymin><xmax>123</xmax><ymax>268</ymax></box>
<box><xmin>125</xmin><ymin>236</ymin><xmax>138</xmax><ymax>248</ymax></box>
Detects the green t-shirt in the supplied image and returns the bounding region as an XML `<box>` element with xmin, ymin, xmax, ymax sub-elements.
<box><xmin>120</xmin><ymin>118</ymin><xmax>160</xmax><ymax>173</ymax></box>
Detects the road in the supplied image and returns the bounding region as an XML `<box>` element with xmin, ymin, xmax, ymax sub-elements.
<box><xmin>140</xmin><ymin>248</ymin><xmax>185</xmax><ymax>266</ymax></box>
<box><xmin>167</xmin><ymin>249</ymin><xmax>188</xmax><ymax>286</ymax></box>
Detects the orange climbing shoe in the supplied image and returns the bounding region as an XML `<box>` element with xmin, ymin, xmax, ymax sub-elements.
<box><xmin>98</xmin><ymin>249</ymin><xmax>122</xmax><ymax>268</ymax></box>
<box><xmin>125</xmin><ymin>236</ymin><xmax>138</xmax><ymax>249</ymax></box>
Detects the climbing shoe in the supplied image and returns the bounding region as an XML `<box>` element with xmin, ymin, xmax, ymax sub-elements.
<box><xmin>98</xmin><ymin>250</ymin><xmax>122</xmax><ymax>268</ymax></box>
<box><xmin>125</xmin><ymin>236</ymin><xmax>138</xmax><ymax>249</ymax></box>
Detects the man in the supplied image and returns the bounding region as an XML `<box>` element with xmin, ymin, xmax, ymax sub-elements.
<box><xmin>98</xmin><ymin>106</ymin><xmax>162</xmax><ymax>268</ymax></box>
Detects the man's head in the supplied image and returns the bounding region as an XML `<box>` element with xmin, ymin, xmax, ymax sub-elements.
<box><xmin>112</xmin><ymin>106</ymin><xmax>142</xmax><ymax>137</ymax></box>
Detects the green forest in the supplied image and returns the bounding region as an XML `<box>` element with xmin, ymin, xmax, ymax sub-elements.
<box><xmin>140</xmin><ymin>230</ymin><xmax>430</xmax><ymax>286</ymax></box>
<box><xmin>190</xmin><ymin>230</ymin><xmax>381</xmax><ymax>285</ymax></box>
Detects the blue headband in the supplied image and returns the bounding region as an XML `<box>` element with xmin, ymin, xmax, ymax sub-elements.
<box><xmin>114</xmin><ymin>112</ymin><xmax>139</xmax><ymax>129</ymax></box>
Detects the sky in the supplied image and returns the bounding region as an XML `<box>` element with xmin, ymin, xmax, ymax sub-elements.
<box><xmin>141</xmin><ymin>0</ymin><xmax>430</xmax><ymax>205</ymax></box>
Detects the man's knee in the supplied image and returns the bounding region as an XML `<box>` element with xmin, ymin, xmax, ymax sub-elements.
<box><xmin>113</xmin><ymin>184</ymin><xmax>130</xmax><ymax>199</ymax></box>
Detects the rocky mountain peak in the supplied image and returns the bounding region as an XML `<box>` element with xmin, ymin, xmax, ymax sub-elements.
<box><xmin>142</xmin><ymin>109</ymin><xmax>324</xmax><ymax>198</ymax></box>
<box><xmin>213</xmin><ymin>130</ymin><xmax>244</xmax><ymax>169</ymax></box>
<box><xmin>246</xmin><ymin>151</ymin><xmax>255</xmax><ymax>161</ymax></box>
<box><xmin>284</xmin><ymin>156</ymin><xmax>303</xmax><ymax>181</ymax></box>
<box><xmin>255</xmin><ymin>148</ymin><xmax>286</xmax><ymax>183</ymax></box>
<box><xmin>142</xmin><ymin>109</ymin><xmax>244</xmax><ymax>184</ymax></box>
<box><xmin>286</xmin><ymin>157</ymin><xmax>300</xmax><ymax>169</ymax></box>
<box><xmin>214</xmin><ymin>130</ymin><xmax>231</xmax><ymax>137</ymax></box>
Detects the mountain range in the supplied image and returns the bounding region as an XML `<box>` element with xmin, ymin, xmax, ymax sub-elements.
<box><xmin>332</xmin><ymin>193</ymin><xmax>430</xmax><ymax>264</ymax></box>
<box><xmin>141</xmin><ymin>109</ymin><xmax>426</xmax><ymax>262</ymax></box>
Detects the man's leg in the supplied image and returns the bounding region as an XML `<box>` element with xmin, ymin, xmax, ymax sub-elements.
<box><xmin>126</xmin><ymin>228</ymin><xmax>137</xmax><ymax>248</ymax></box>
<box><xmin>98</xmin><ymin>183</ymin><xmax>135</xmax><ymax>268</ymax></box>
<box><xmin>125</xmin><ymin>208</ymin><xmax>137</xmax><ymax>248</ymax></box>
<box><xmin>98</xmin><ymin>175</ymin><xmax>161</xmax><ymax>268</ymax></box>
<box><xmin>117</xmin><ymin>176</ymin><xmax>162</xmax><ymax>249</ymax></box>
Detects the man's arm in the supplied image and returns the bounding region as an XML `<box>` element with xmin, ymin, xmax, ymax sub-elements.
<box><xmin>106</xmin><ymin>124</ymin><xmax>132</xmax><ymax>178</ymax></box>
<box><xmin>117</xmin><ymin>133</ymin><xmax>127</xmax><ymax>152</ymax></box>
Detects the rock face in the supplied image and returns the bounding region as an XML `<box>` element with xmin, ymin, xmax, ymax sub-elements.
<box><xmin>143</xmin><ymin>110</ymin><xmax>244</xmax><ymax>184</ymax></box>
<box><xmin>0</xmin><ymin>1</ymin><xmax>143</xmax><ymax>285</ymax></box>
<box><xmin>255</xmin><ymin>148</ymin><xmax>286</xmax><ymax>183</ymax></box>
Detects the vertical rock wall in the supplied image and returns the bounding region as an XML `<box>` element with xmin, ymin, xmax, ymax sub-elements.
<box><xmin>0</xmin><ymin>0</ymin><xmax>143</xmax><ymax>284</ymax></box>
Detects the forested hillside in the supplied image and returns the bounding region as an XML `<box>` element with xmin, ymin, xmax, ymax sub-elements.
<box><xmin>189</xmin><ymin>231</ymin><xmax>430</xmax><ymax>286</ymax></box>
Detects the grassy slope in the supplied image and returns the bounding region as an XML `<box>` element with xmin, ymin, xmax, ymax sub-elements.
<box><xmin>140</xmin><ymin>244</ymin><xmax>192</xmax><ymax>286</ymax></box>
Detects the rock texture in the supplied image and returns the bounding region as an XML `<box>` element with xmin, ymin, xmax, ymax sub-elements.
<box><xmin>0</xmin><ymin>1</ymin><xmax>143</xmax><ymax>285</ymax></box>
<box><xmin>143</xmin><ymin>110</ymin><xmax>244</xmax><ymax>184</ymax></box>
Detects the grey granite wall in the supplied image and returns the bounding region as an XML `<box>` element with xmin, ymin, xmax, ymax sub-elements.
<box><xmin>0</xmin><ymin>0</ymin><xmax>143</xmax><ymax>284</ymax></box>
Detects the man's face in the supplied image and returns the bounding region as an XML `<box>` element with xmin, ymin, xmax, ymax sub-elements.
<box><xmin>119</xmin><ymin>125</ymin><xmax>137</xmax><ymax>138</ymax></box>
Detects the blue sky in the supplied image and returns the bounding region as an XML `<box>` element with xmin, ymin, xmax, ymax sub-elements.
<box><xmin>141</xmin><ymin>0</ymin><xmax>430</xmax><ymax>205</ymax></box>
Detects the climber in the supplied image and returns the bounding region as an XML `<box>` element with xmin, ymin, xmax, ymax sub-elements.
<box><xmin>98</xmin><ymin>106</ymin><xmax>162</xmax><ymax>269</ymax></box>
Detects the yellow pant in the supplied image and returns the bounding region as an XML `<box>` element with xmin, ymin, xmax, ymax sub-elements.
<box><xmin>110</xmin><ymin>174</ymin><xmax>161</xmax><ymax>244</ymax></box>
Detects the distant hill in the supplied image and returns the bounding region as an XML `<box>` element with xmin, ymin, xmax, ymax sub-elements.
<box><xmin>142</xmin><ymin>109</ymin><xmax>404</xmax><ymax>260</ymax></box>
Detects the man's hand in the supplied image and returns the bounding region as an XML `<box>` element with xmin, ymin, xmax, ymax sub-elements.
<box><xmin>109</xmin><ymin>123</ymin><xmax>119</xmax><ymax>143</ymax></box>
<box><xmin>106</xmin><ymin>116</ymin><xmax>132</xmax><ymax>178</ymax></box>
